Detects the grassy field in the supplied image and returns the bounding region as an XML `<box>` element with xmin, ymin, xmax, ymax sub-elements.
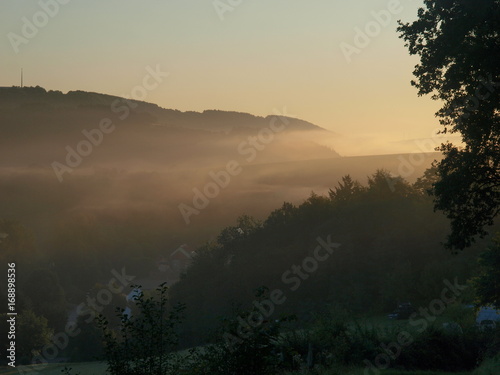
<box><xmin>284</xmin><ymin>369</ymin><xmax>473</xmax><ymax>375</ymax></box>
<box><xmin>0</xmin><ymin>362</ymin><xmax>107</xmax><ymax>375</ymax></box>
<box><xmin>0</xmin><ymin>363</ymin><xmax>475</xmax><ymax>375</ymax></box>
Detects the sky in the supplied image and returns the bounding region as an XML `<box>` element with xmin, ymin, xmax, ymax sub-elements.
<box><xmin>0</xmin><ymin>0</ymin><xmax>449</xmax><ymax>156</ymax></box>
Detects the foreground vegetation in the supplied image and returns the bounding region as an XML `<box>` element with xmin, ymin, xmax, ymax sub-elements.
<box><xmin>0</xmin><ymin>363</ymin><xmax>483</xmax><ymax>375</ymax></box>
<box><xmin>79</xmin><ymin>279</ymin><xmax>497</xmax><ymax>375</ymax></box>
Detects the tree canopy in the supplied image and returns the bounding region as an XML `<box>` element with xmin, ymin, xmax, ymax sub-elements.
<box><xmin>398</xmin><ymin>0</ymin><xmax>500</xmax><ymax>250</ymax></box>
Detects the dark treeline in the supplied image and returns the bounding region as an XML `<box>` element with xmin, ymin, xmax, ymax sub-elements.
<box><xmin>170</xmin><ymin>169</ymin><xmax>486</xmax><ymax>347</ymax></box>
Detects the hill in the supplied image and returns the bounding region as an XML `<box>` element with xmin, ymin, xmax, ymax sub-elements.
<box><xmin>0</xmin><ymin>86</ymin><xmax>339</xmax><ymax>170</ymax></box>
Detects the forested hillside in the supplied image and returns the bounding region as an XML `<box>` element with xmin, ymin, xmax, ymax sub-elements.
<box><xmin>171</xmin><ymin>170</ymin><xmax>485</xmax><ymax>346</ymax></box>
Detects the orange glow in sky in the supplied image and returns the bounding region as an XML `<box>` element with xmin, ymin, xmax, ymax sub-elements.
<box><xmin>0</xmin><ymin>0</ymin><xmax>449</xmax><ymax>156</ymax></box>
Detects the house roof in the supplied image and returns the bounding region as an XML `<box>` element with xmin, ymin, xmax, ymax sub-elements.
<box><xmin>170</xmin><ymin>244</ymin><xmax>194</xmax><ymax>260</ymax></box>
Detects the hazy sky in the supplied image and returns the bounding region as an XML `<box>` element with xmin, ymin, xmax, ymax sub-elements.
<box><xmin>0</xmin><ymin>0</ymin><xmax>447</xmax><ymax>156</ymax></box>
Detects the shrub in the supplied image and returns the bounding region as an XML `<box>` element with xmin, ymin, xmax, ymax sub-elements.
<box><xmin>97</xmin><ymin>283</ymin><xmax>184</xmax><ymax>375</ymax></box>
<box><xmin>187</xmin><ymin>287</ymin><xmax>292</xmax><ymax>375</ymax></box>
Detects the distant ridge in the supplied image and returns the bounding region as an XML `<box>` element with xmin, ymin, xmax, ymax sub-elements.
<box><xmin>0</xmin><ymin>86</ymin><xmax>341</xmax><ymax>167</ymax></box>
<box><xmin>0</xmin><ymin>86</ymin><xmax>331</xmax><ymax>134</ymax></box>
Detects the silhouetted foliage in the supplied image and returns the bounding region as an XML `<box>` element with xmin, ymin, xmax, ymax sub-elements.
<box><xmin>328</xmin><ymin>174</ymin><xmax>364</xmax><ymax>203</ymax></box>
<box><xmin>68</xmin><ymin>315</ymin><xmax>104</xmax><ymax>361</ymax></box>
<box><xmin>398</xmin><ymin>0</ymin><xmax>500</xmax><ymax>250</ymax></box>
<box><xmin>15</xmin><ymin>310</ymin><xmax>53</xmax><ymax>363</ymax></box>
<box><xmin>97</xmin><ymin>283</ymin><xmax>184</xmax><ymax>375</ymax></box>
<box><xmin>473</xmin><ymin>237</ymin><xmax>500</xmax><ymax>309</ymax></box>
<box><xmin>171</xmin><ymin>171</ymin><xmax>484</xmax><ymax>347</ymax></box>
<box><xmin>188</xmin><ymin>287</ymin><xmax>293</xmax><ymax>375</ymax></box>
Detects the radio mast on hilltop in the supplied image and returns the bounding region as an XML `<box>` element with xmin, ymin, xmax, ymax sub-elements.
<box><xmin>21</xmin><ymin>68</ymin><xmax>23</xmax><ymax>88</ymax></box>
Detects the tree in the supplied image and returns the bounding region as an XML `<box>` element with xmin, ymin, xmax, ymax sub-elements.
<box><xmin>329</xmin><ymin>175</ymin><xmax>364</xmax><ymax>203</ymax></box>
<box><xmin>217</xmin><ymin>215</ymin><xmax>261</xmax><ymax>247</ymax></box>
<box><xmin>473</xmin><ymin>237</ymin><xmax>500</xmax><ymax>309</ymax></box>
<box><xmin>413</xmin><ymin>163</ymin><xmax>440</xmax><ymax>197</ymax></box>
<box><xmin>264</xmin><ymin>202</ymin><xmax>298</xmax><ymax>228</ymax></box>
<box><xmin>22</xmin><ymin>268</ymin><xmax>67</xmax><ymax>331</ymax></box>
<box><xmin>366</xmin><ymin>169</ymin><xmax>414</xmax><ymax>198</ymax></box>
<box><xmin>16</xmin><ymin>310</ymin><xmax>53</xmax><ymax>362</ymax></box>
<box><xmin>397</xmin><ymin>0</ymin><xmax>500</xmax><ymax>250</ymax></box>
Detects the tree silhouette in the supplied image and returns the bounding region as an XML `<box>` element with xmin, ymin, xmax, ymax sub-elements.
<box><xmin>329</xmin><ymin>175</ymin><xmax>364</xmax><ymax>203</ymax></box>
<box><xmin>398</xmin><ymin>0</ymin><xmax>500</xmax><ymax>250</ymax></box>
<box><xmin>473</xmin><ymin>237</ymin><xmax>500</xmax><ymax>309</ymax></box>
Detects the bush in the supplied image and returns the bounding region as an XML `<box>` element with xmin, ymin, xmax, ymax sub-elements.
<box><xmin>392</xmin><ymin>324</ymin><xmax>500</xmax><ymax>371</ymax></box>
<box><xmin>187</xmin><ymin>287</ymin><xmax>293</xmax><ymax>375</ymax></box>
<box><xmin>308</xmin><ymin>308</ymin><xmax>353</xmax><ymax>366</ymax></box>
<box><xmin>97</xmin><ymin>283</ymin><xmax>184</xmax><ymax>375</ymax></box>
<box><xmin>67</xmin><ymin>316</ymin><xmax>103</xmax><ymax>362</ymax></box>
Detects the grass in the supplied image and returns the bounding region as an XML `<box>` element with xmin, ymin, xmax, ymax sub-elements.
<box><xmin>472</xmin><ymin>355</ymin><xmax>500</xmax><ymax>375</ymax></box>
<box><xmin>0</xmin><ymin>362</ymin><xmax>477</xmax><ymax>375</ymax></box>
<box><xmin>0</xmin><ymin>363</ymin><xmax>479</xmax><ymax>375</ymax></box>
<box><xmin>381</xmin><ymin>371</ymin><xmax>471</xmax><ymax>375</ymax></box>
<box><xmin>283</xmin><ymin>368</ymin><xmax>472</xmax><ymax>375</ymax></box>
<box><xmin>0</xmin><ymin>362</ymin><xmax>107</xmax><ymax>375</ymax></box>
<box><xmin>351</xmin><ymin>314</ymin><xmax>460</xmax><ymax>331</ymax></box>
